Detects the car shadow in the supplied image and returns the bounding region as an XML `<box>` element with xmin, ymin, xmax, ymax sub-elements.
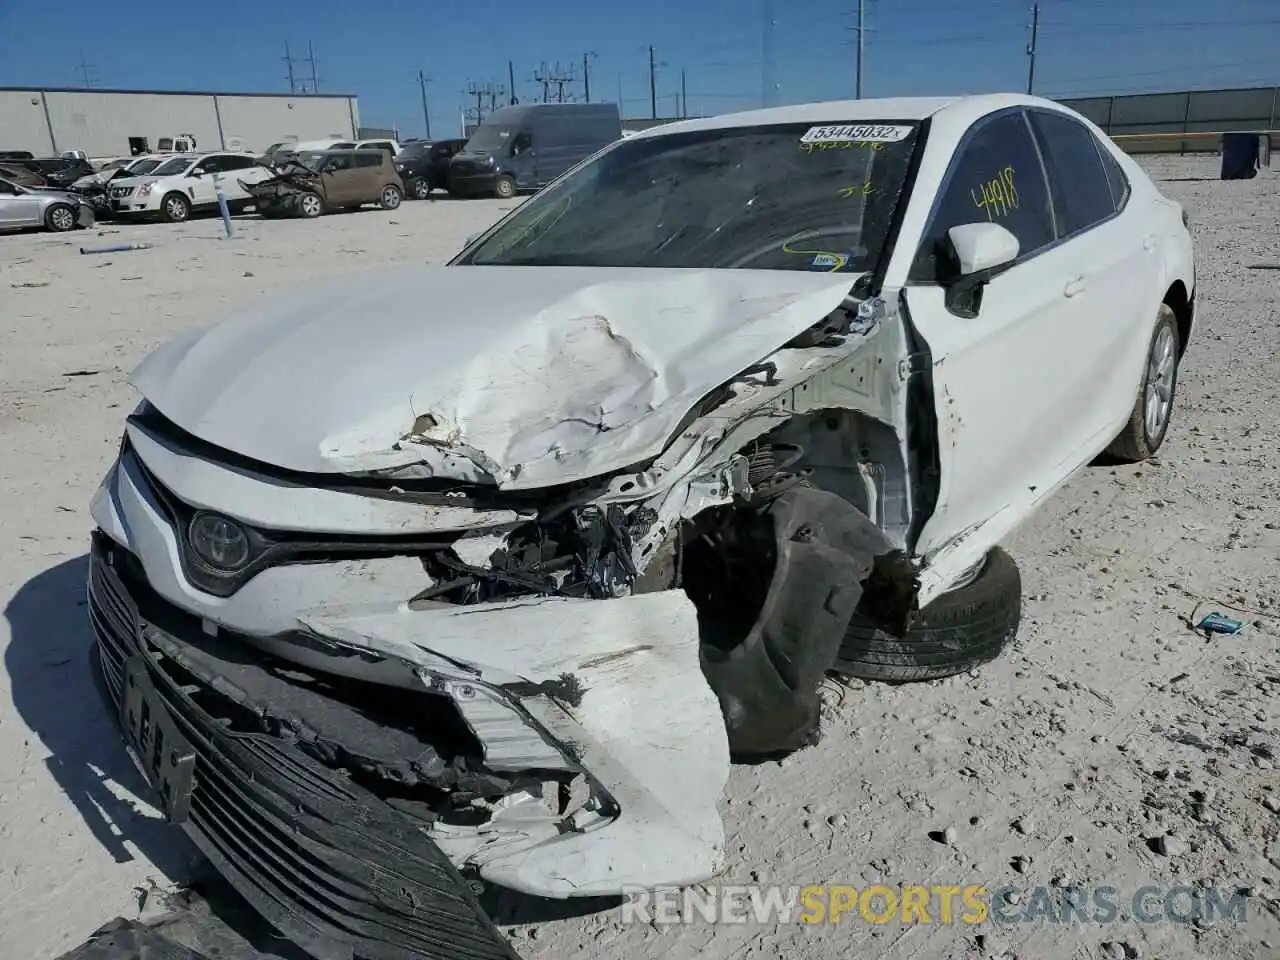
<box><xmin>479</xmin><ymin>885</ymin><xmax>622</xmax><ymax>927</ymax></box>
<box><xmin>3</xmin><ymin>553</ymin><xmax>202</xmax><ymax>882</ymax></box>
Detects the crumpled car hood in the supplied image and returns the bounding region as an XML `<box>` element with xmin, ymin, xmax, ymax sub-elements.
<box><xmin>130</xmin><ymin>265</ymin><xmax>856</xmax><ymax>489</ymax></box>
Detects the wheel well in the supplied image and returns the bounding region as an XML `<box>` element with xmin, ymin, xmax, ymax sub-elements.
<box><xmin>1163</xmin><ymin>281</ymin><xmax>1192</xmax><ymax>355</ymax></box>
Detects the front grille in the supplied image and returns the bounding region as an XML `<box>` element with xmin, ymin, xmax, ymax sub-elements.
<box><xmin>87</xmin><ymin>534</ymin><xmax>518</xmax><ymax>960</ymax></box>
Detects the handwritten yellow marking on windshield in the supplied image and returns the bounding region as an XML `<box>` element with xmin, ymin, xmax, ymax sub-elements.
<box><xmin>971</xmin><ymin>166</ymin><xmax>1018</xmax><ymax>220</ymax></box>
<box><xmin>838</xmin><ymin>182</ymin><xmax>874</xmax><ymax>198</ymax></box>
<box><xmin>799</xmin><ymin>140</ymin><xmax>884</xmax><ymax>153</ymax></box>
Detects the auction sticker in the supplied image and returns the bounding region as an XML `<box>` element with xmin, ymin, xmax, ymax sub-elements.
<box><xmin>800</xmin><ymin>124</ymin><xmax>912</xmax><ymax>144</ymax></box>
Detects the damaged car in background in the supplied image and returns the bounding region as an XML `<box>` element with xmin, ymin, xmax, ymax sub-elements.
<box><xmin>242</xmin><ymin>147</ymin><xmax>404</xmax><ymax>218</ymax></box>
<box><xmin>88</xmin><ymin>93</ymin><xmax>1195</xmax><ymax>959</ymax></box>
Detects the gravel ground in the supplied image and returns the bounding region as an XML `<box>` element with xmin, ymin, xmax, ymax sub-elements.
<box><xmin>1</xmin><ymin>156</ymin><xmax>1278</xmax><ymax>960</ymax></box>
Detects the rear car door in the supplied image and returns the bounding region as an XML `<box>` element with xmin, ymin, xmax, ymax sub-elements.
<box><xmin>1026</xmin><ymin>108</ymin><xmax>1161</xmax><ymax>449</ymax></box>
<box><xmin>215</xmin><ymin>154</ymin><xmax>269</xmax><ymax>201</ymax></box>
<box><xmin>904</xmin><ymin>108</ymin><xmax>1104</xmax><ymax>563</ymax></box>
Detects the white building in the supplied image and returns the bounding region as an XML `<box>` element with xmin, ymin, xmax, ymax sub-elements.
<box><xmin>0</xmin><ymin>87</ymin><xmax>361</xmax><ymax>158</ymax></box>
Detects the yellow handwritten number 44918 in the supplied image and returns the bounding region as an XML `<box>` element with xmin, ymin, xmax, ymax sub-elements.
<box><xmin>970</xmin><ymin>165</ymin><xmax>1018</xmax><ymax>221</ymax></box>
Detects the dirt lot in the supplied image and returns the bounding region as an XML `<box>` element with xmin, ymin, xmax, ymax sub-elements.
<box><xmin>2</xmin><ymin>158</ymin><xmax>1278</xmax><ymax>960</ymax></box>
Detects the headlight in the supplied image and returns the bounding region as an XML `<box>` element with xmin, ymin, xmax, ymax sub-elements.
<box><xmin>188</xmin><ymin>512</ymin><xmax>250</xmax><ymax>570</ymax></box>
<box><xmin>137</xmin><ymin>182</ymin><xmax>153</xmax><ymax>197</ymax></box>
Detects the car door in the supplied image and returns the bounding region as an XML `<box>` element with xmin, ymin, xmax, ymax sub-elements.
<box><xmin>903</xmin><ymin>108</ymin><xmax>1103</xmax><ymax>564</ymax></box>
<box><xmin>1026</xmin><ymin>108</ymin><xmax>1161</xmax><ymax>451</ymax></box>
<box><xmin>320</xmin><ymin>154</ymin><xmax>358</xmax><ymax>204</ymax></box>
<box><xmin>215</xmin><ymin>155</ymin><xmax>269</xmax><ymax>202</ymax></box>
<box><xmin>187</xmin><ymin>156</ymin><xmax>221</xmax><ymax>206</ymax></box>
<box><xmin>0</xmin><ymin>178</ymin><xmax>40</xmax><ymax>228</ymax></box>
<box><xmin>508</xmin><ymin>130</ymin><xmax>537</xmax><ymax>187</ymax></box>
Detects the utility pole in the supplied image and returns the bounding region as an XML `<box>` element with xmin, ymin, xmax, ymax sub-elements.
<box><xmin>488</xmin><ymin>85</ymin><xmax>506</xmax><ymax>112</ymax></box>
<box><xmin>283</xmin><ymin>43</ymin><xmax>297</xmax><ymax>94</ymax></box>
<box><xmin>761</xmin><ymin>0</ymin><xmax>775</xmax><ymax>107</ymax></box>
<box><xmin>1026</xmin><ymin>2</ymin><xmax>1040</xmax><ymax>95</ymax></box>
<box><xmin>648</xmin><ymin>45</ymin><xmax>658</xmax><ymax>119</ymax></box>
<box><xmin>533</xmin><ymin>63</ymin><xmax>551</xmax><ymax>102</ymax></box>
<box><xmin>417</xmin><ymin>71</ymin><xmax>432</xmax><ymax>138</ymax></box>
<box><xmin>681</xmin><ymin>70</ymin><xmax>687</xmax><ymax>117</ymax></box>
<box><xmin>467</xmin><ymin>81</ymin><xmax>486</xmax><ymax>121</ymax></box>
<box><xmin>306</xmin><ymin>40</ymin><xmax>319</xmax><ymax>93</ymax></box>
<box><xmin>508</xmin><ymin>61</ymin><xmax>518</xmax><ymax>104</ymax></box>
<box><xmin>76</xmin><ymin>50</ymin><xmax>96</xmax><ymax>88</ymax></box>
<box><xmin>617</xmin><ymin>73</ymin><xmax>623</xmax><ymax>110</ymax></box>
<box><xmin>582</xmin><ymin>52</ymin><xmax>595</xmax><ymax>103</ymax></box>
<box><xmin>855</xmin><ymin>0</ymin><xmax>865</xmax><ymax>98</ymax></box>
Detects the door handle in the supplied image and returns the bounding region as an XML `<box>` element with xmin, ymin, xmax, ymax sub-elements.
<box><xmin>1063</xmin><ymin>275</ymin><xmax>1087</xmax><ymax>298</ymax></box>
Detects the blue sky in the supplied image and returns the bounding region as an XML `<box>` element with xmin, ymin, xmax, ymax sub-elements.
<box><xmin>1</xmin><ymin>0</ymin><xmax>1277</xmax><ymax>137</ymax></box>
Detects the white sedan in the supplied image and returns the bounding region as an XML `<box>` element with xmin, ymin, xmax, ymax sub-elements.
<box><xmin>87</xmin><ymin>94</ymin><xmax>1192</xmax><ymax>955</ymax></box>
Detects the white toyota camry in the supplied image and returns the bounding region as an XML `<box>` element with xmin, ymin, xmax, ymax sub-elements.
<box><xmin>88</xmin><ymin>94</ymin><xmax>1194</xmax><ymax>958</ymax></box>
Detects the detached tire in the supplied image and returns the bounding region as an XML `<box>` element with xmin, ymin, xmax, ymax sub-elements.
<box><xmin>833</xmin><ymin>547</ymin><xmax>1021</xmax><ymax>682</ymax></box>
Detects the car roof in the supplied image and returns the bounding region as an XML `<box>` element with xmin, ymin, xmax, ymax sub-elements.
<box><xmin>631</xmin><ymin>93</ymin><xmax>1066</xmax><ymax>139</ymax></box>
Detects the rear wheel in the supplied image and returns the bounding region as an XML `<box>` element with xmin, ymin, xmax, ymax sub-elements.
<box><xmin>832</xmin><ymin>548</ymin><xmax>1022</xmax><ymax>683</ymax></box>
<box><xmin>493</xmin><ymin>175</ymin><xmax>516</xmax><ymax>199</ymax></box>
<box><xmin>1104</xmin><ymin>305</ymin><xmax>1181</xmax><ymax>462</ymax></box>
<box><xmin>379</xmin><ymin>185</ymin><xmax>403</xmax><ymax>210</ymax></box>
<box><xmin>45</xmin><ymin>203</ymin><xmax>77</xmax><ymax>232</ymax></box>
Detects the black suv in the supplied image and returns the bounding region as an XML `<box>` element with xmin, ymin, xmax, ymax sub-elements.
<box><xmin>395</xmin><ymin>138</ymin><xmax>467</xmax><ymax>199</ymax></box>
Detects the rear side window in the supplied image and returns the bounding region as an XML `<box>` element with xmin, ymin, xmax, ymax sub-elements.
<box><xmin>1027</xmin><ymin>110</ymin><xmax>1115</xmax><ymax>236</ymax></box>
<box><xmin>355</xmin><ymin>152</ymin><xmax>382</xmax><ymax>168</ymax></box>
<box><xmin>911</xmin><ymin>110</ymin><xmax>1055</xmax><ymax>281</ymax></box>
<box><xmin>1095</xmin><ymin>137</ymin><xmax>1130</xmax><ymax>211</ymax></box>
<box><xmin>219</xmin><ymin>155</ymin><xmax>258</xmax><ymax>171</ymax></box>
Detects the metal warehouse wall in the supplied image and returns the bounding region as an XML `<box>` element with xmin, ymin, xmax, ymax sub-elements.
<box><xmin>1059</xmin><ymin>86</ymin><xmax>1279</xmax><ymax>153</ymax></box>
<box><xmin>0</xmin><ymin>88</ymin><xmax>359</xmax><ymax>157</ymax></box>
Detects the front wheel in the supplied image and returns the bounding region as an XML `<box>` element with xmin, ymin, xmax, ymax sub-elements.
<box><xmin>159</xmin><ymin>192</ymin><xmax>191</xmax><ymax>223</ymax></box>
<box><xmin>832</xmin><ymin>548</ymin><xmax>1022</xmax><ymax>683</ymax></box>
<box><xmin>379</xmin><ymin>185</ymin><xmax>403</xmax><ymax>210</ymax></box>
<box><xmin>493</xmin><ymin>175</ymin><xmax>516</xmax><ymax>199</ymax></box>
<box><xmin>1104</xmin><ymin>305</ymin><xmax>1181</xmax><ymax>462</ymax></box>
<box><xmin>45</xmin><ymin>203</ymin><xmax>77</xmax><ymax>232</ymax></box>
<box><xmin>297</xmin><ymin>192</ymin><xmax>324</xmax><ymax>218</ymax></box>
<box><xmin>410</xmin><ymin>177</ymin><xmax>431</xmax><ymax>200</ymax></box>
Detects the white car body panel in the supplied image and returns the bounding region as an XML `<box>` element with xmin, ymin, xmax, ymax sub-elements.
<box><xmin>88</xmin><ymin>92</ymin><xmax>1198</xmax><ymax>900</ymax></box>
<box><xmin>130</xmin><ymin>265</ymin><xmax>858</xmax><ymax>488</ymax></box>
<box><xmin>107</xmin><ymin>152</ymin><xmax>274</xmax><ymax>215</ymax></box>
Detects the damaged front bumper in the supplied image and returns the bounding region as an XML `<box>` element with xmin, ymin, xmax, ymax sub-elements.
<box><xmin>89</xmin><ymin>535</ymin><xmax>519</xmax><ymax>960</ymax></box>
<box><xmin>87</xmin><ymin>425</ymin><xmax>731</xmax><ymax>910</ymax></box>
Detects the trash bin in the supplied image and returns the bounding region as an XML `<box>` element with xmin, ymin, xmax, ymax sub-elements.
<box><xmin>1221</xmin><ymin>132</ymin><xmax>1260</xmax><ymax>180</ymax></box>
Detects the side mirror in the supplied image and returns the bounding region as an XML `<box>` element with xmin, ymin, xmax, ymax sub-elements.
<box><xmin>189</xmin><ymin>170</ymin><xmax>204</xmax><ymax>178</ymax></box>
<box><xmin>941</xmin><ymin>222</ymin><xmax>1020</xmax><ymax>318</ymax></box>
<box><xmin>464</xmin><ymin>233</ymin><xmax>480</xmax><ymax>246</ymax></box>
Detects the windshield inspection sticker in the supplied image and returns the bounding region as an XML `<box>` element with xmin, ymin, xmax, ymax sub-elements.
<box><xmin>800</xmin><ymin>124</ymin><xmax>912</xmax><ymax>144</ymax></box>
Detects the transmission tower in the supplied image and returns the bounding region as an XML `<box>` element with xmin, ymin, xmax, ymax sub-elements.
<box><xmin>76</xmin><ymin>50</ymin><xmax>97</xmax><ymax>88</ymax></box>
<box><xmin>533</xmin><ymin>62</ymin><xmax>576</xmax><ymax>103</ymax></box>
<box><xmin>283</xmin><ymin>42</ymin><xmax>297</xmax><ymax>93</ymax></box>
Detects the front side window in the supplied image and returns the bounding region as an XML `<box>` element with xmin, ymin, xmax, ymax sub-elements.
<box><xmin>459</xmin><ymin>120</ymin><xmax>921</xmax><ymax>273</ymax></box>
<box><xmin>1028</xmin><ymin>110</ymin><xmax>1115</xmax><ymax>236</ymax></box>
<box><xmin>218</xmin><ymin>155</ymin><xmax>257</xmax><ymax>171</ymax></box>
<box><xmin>0</xmin><ymin>179</ymin><xmax>17</xmax><ymax>195</ymax></box>
<box><xmin>911</xmin><ymin>111</ymin><xmax>1055</xmax><ymax>281</ymax></box>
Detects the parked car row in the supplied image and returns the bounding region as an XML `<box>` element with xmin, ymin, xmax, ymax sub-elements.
<box><xmin>1</xmin><ymin>101</ymin><xmax>628</xmax><ymax>234</ymax></box>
